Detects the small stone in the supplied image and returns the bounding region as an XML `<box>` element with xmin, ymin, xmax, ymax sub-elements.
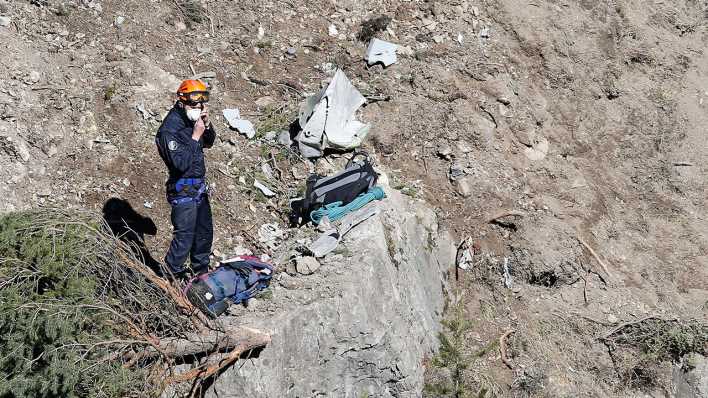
<box><xmin>437</xmin><ymin>145</ymin><xmax>453</xmax><ymax>160</ymax></box>
<box><xmin>455</xmin><ymin>178</ymin><xmax>472</xmax><ymax>198</ymax></box>
<box><xmin>296</xmin><ymin>256</ymin><xmax>320</xmax><ymax>275</ymax></box>
<box><xmin>456</xmin><ymin>141</ymin><xmax>473</xmax><ymax>153</ymax></box>
<box><xmin>16</xmin><ymin>140</ymin><xmax>30</xmax><ymax>163</ymax></box>
<box><xmin>175</xmin><ymin>21</ymin><xmax>186</xmax><ymax>31</ymax></box>
<box><xmin>449</xmin><ymin>163</ymin><xmax>464</xmax><ymax>181</ymax></box>
<box><xmin>114</xmin><ymin>16</ymin><xmax>125</xmax><ymax>26</ymax></box>
<box><xmin>45</xmin><ymin>144</ymin><xmax>58</xmax><ymax>157</ymax></box>
<box><xmin>255</xmin><ymin>96</ymin><xmax>275</xmax><ymax>108</ymax></box>
<box><xmin>277</xmin><ymin>130</ymin><xmax>292</xmax><ymax>146</ymax></box>
<box><xmin>328</xmin><ymin>23</ymin><xmax>338</xmax><ymax>36</ymax></box>
<box><xmin>264</xmin><ymin>131</ymin><xmax>277</xmax><ymax>141</ymax></box>
<box><xmin>28</xmin><ymin>71</ymin><xmax>40</xmax><ymax>84</ymax></box>
<box><xmin>122</xmin><ymin>178</ymin><xmax>130</xmax><ymax>187</ymax></box>
<box><xmin>432</xmin><ymin>35</ymin><xmax>444</xmax><ymax>43</ymax></box>
<box><xmin>607</xmin><ymin>314</ymin><xmax>618</xmax><ymax>324</ymax></box>
<box><xmin>286</xmin><ymin>47</ymin><xmax>297</xmax><ymax>56</ymax></box>
<box><xmin>0</xmin><ymin>16</ymin><xmax>10</xmax><ymax>27</ymax></box>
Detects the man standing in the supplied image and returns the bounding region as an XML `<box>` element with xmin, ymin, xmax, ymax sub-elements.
<box><xmin>155</xmin><ymin>80</ymin><xmax>216</xmax><ymax>279</ymax></box>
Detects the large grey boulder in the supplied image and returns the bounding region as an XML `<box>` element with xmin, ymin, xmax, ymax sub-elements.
<box><xmin>209</xmin><ymin>189</ymin><xmax>454</xmax><ymax>397</ymax></box>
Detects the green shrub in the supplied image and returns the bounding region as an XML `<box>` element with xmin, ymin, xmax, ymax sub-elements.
<box><xmin>0</xmin><ymin>210</ymin><xmax>193</xmax><ymax>397</ymax></box>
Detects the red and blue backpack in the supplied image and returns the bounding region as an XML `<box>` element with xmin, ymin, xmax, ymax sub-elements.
<box><xmin>184</xmin><ymin>256</ymin><xmax>274</xmax><ymax>318</ymax></box>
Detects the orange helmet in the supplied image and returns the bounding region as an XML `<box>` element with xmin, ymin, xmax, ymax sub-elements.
<box><xmin>177</xmin><ymin>80</ymin><xmax>209</xmax><ymax>104</ymax></box>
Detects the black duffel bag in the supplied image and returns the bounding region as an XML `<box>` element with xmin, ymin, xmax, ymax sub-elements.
<box><xmin>290</xmin><ymin>151</ymin><xmax>378</xmax><ymax>226</ymax></box>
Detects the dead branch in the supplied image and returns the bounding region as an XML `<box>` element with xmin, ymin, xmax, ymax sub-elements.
<box><xmin>166</xmin><ymin>330</ymin><xmax>271</xmax><ymax>384</ymax></box>
<box><xmin>576</xmin><ymin>236</ymin><xmax>613</xmax><ymax>279</ymax></box>
<box><xmin>486</xmin><ymin>210</ymin><xmax>526</xmax><ymax>224</ymax></box>
<box><xmin>499</xmin><ymin>329</ymin><xmax>515</xmax><ymax>369</ymax></box>
<box><xmin>600</xmin><ymin>315</ymin><xmax>677</xmax><ymax>340</ymax></box>
<box><xmin>143</xmin><ymin>327</ymin><xmax>269</xmax><ymax>359</ymax></box>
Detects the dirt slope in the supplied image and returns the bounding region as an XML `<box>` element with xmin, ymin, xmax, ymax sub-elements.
<box><xmin>0</xmin><ymin>0</ymin><xmax>706</xmax><ymax>396</ymax></box>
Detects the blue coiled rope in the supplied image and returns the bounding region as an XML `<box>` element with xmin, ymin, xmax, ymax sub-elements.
<box><xmin>310</xmin><ymin>186</ymin><xmax>386</xmax><ymax>224</ymax></box>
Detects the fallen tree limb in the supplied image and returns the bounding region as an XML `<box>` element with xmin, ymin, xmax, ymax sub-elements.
<box><xmin>486</xmin><ymin>210</ymin><xmax>526</xmax><ymax>224</ymax></box>
<box><xmin>144</xmin><ymin>326</ymin><xmax>270</xmax><ymax>359</ymax></box>
<box><xmin>166</xmin><ymin>329</ymin><xmax>271</xmax><ymax>384</ymax></box>
<box><xmin>499</xmin><ymin>329</ymin><xmax>516</xmax><ymax>369</ymax></box>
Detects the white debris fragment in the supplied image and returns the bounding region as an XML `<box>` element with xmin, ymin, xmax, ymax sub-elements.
<box><xmin>143</xmin><ymin>201</ymin><xmax>153</xmax><ymax>209</ymax></box>
<box><xmin>365</xmin><ymin>38</ymin><xmax>398</xmax><ymax>67</ymax></box>
<box><xmin>253</xmin><ymin>179</ymin><xmax>276</xmax><ymax>197</ymax></box>
<box><xmin>503</xmin><ymin>257</ymin><xmax>513</xmax><ymax>288</ymax></box>
<box><xmin>223</xmin><ymin>108</ymin><xmax>256</xmax><ymax>139</ymax></box>
<box><xmin>295</xmin><ymin>69</ymin><xmax>370</xmax><ymax>157</ymax></box>
<box><xmin>457</xmin><ymin>33</ymin><xmax>464</xmax><ymax>44</ymax></box>
<box><xmin>328</xmin><ymin>23</ymin><xmax>339</xmax><ymax>36</ymax></box>
<box><xmin>136</xmin><ymin>103</ymin><xmax>153</xmax><ymax>120</ymax></box>
<box><xmin>257</xmin><ymin>25</ymin><xmax>265</xmax><ymax>40</ymax></box>
<box><xmin>456</xmin><ymin>238</ymin><xmax>474</xmax><ymax>270</ymax></box>
<box><xmin>258</xmin><ymin>223</ymin><xmax>286</xmax><ymax>250</ymax></box>
<box><xmin>479</xmin><ymin>27</ymin><xmax>490</xmax><ymax>39</ymax></box>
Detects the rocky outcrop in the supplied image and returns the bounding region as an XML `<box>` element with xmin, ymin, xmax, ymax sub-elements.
<box><xmin>674</xmin><ymin>354</ymin><xmax>708</xmax><ymax>398</ymax></box>
<box><xmin>209</xmin><ymin>189</ymin><xmax>454</xmax><ymax>397</ymax></box>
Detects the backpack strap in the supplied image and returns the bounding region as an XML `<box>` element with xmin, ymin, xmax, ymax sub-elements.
<box><xmin>346</xmin><ymin>150</ymin><xmax>370</xmax><ymax>168</ymax></box>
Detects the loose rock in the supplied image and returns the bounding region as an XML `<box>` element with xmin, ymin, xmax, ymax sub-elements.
<box><xmin>295</xmin><ymin>256</ymin><xmax>320</xmax><ymax>275</ymax></box>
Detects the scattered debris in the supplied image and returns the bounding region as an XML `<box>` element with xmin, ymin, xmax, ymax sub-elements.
<box><xmin>307</xmin><ymin>204</ymin><xmax>381</xmax><ymax>258</ymax></box>
<box><xmin>223</xmin><ymin>108</ymin><xmax>256</xmax><ymax>139</ymax></box>
<box><xmin>114</xmin><ymin>16</ymin><xmax>125</xmax><ymax>26</ymax></box>
<box><xmin>524</xmin><ymin>135</ymin><xmax>549</xmax><ymax>161</ymax></box>
<box><xmin>479</xmin><ymin>27</ymin><xmax>490</xmax><ymax>39</ymax></box>
<box><xmin>457</xmin><ymin>33</ymin><xmax>464</xmax><ymax>45</ymax></box>
<box><xmin>136</xmin><ymin>103</ymin><xmax>154</xmax><ymax>120</ymax></box>
<box><xmin>0</xmin><ymin>16</ymin><xmax>11</xmax><ymax>27</ymax></box>
<box><xmin>338</xmin><ymin>203</ymin><xmax>380</xmax><ymax>236</ymax></box>
<box><xmin>455</xmin><ymin>238</ymin><xmax>474</xmax><ymax>270</ymax></box>
<box><xmin>295</xmin><ymin>256</ymin><xmax>320</xmax><ymax>275</ymax></box>
<box><xmin>143</xmin><ymin>201</ymin><xmax>153</xmax><ymax>209</ymax></box>
<box><xmin>308</xmin><ymin>229</ymin><xmax>340</xmax><ymax>258</ymax></box>
<box><xmin>253</xmin><ymin>179</ymin><xmax>276</xmax><ymax>197</ymax></box>
<box><xmin>502</xmin><ymin>257</ymin><xmax>513</xmax><ymax>288</ymax></box>
<box><xmin>365</xmin><ymin>38</ymin><xmax>398</xmax><ymax>67</ymax></box>
<box><xmin>328</xmin><ymin>24</ymin><xmax>338</xmax><ymax>37</ymax></box>
<box><xmin>258</xmin><ymin>223</ymin><xmax>285</xmax><ymax>250</ymax></box>
<box><xmin>295</xmin><ymin>70</ymin><xmax>370</xmax><ymax>157</ymax></box>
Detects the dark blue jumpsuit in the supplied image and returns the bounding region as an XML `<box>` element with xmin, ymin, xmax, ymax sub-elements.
<box><xmin>155</xmin><ymin>105</ymin><xmax>216</xmax><ymax>275</ymax></box>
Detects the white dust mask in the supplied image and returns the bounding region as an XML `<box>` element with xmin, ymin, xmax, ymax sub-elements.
<box><xmin>186</xmin><ymin>108</ymin><xmax>201</xmax><ymax>122</ymax></box>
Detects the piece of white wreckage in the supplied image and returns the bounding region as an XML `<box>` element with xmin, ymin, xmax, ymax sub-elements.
<box><xmin>223</xmin><ymin>108</ymin><xmax>256</xmax><ymax>139</ymax></box>
<box><xmin>365</xmin><ymin>38</ymin><xmax>398</xmax><ymax>67</ymax></box>
<box><xmin>295</xmin><ymin>69</ymin><xmax>371</xmax><ymax>158</ymax></box>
